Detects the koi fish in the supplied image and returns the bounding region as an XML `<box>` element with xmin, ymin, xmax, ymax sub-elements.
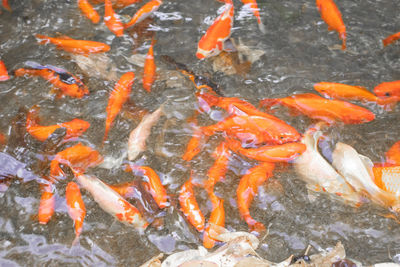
<box><xmin>128</xmin><ymin>105</ymin><xmax>163</xmax><ymax>160</ymax></box>
<box><xmin>386</xmin><ymin>141</ymin><xmax>400</xmax><ymax>165</ymax></box>
<box><xmin>142</xmin><ymin>38</ymin><xmax>156</xmax><ymax>92</ymax></box>
<box><xmin>126</xmin><ymin>165</ymin><xmax>169</xmax><ymax>208</ymax></box>
<box><xmin>203</xmin><ymin>193</ymin><xmax>225</xmax><ymax>249</ymax></box>
<box><xmin>78</xmin><ymin>0</ymin><xmax>101</xmax><ymax>24</ymax></box>
<box><xmin>227</xmin><ymin>138</ymin><xmax>306</xmax><ymax>162</ymax></box>
<box><xmin>260</xmin><ymin>93</ymin><xmax>375</xmax><ymax>125</ymax></box>
<box><xmin>36</xmin><ymin>34</ymin><xmax>109</xmax><ymax>54</ymax></box>
<box><xmin>14</xmin><ymin>62</ymin><xmax>89</xmax><ymax>98</ymax></box>
<box><xmin>373</xmin><ymin>165</ymin><xmax>400</xmax><ymax>195</ymax></box>
<box><xmin>236</xmin><ymin>162</ymin><xmax>274</xmax><ymax>232</ymax></box>
<box><xmin>179</xmin><ymin>177</ymin><xmax>205</xmax><ymax>232</ymax></box>
<box><xmin>38</xmin><ymin>182</ymin><xmax>55</xmax><ymax>224</ymax></box>
<box><xmin>293</xmin><ymin>128</ymin><xmax>361</xmax><ymax>205</ymax></box>
<box><xmin>204</xmin><ymin>141</ymin><xmax>231</xmax><ymax>193</ymax></box>
<box><xmin>315</xmin><ymin>0</ymin><xmax>346</xmax><ymax>50</ymax></box>
<box><xmin>90</xmin><ymin>0</ymin><xmax>142</xmax><ymax>9</ymax></box>
<box><xmin>50</xmin><ymin>143</ymin><xmax>103</xmax><ymax>181</ymax></box>
<box><xmin>182</xmin><ymin>127</ymin><xmax>208</xmax><ymax>161</ymax></box>
<box><xmin>240</xmin><ymin>0</ymin><xmax>266</xmax><ymax>33</ymax></box>
<box><xmin>196</xmin><ymin>3</ymin><xmax>234</xmax><ymax>59</ymax></box>
<box><xmin>75</xmin><ymin>173</ymin><xmax>149</xmax><ymax>229</ymax></box>
<box><xmin>383</xmin><ymin>31</ymin><xmax>400</xmax><ymax>47</ymax></box>
<box><xmin>201</xmin><ymin>115</ymin><xmax>301</xmax><ymax>146</ymax></box>
<box><xmin>66</xmin><ymin>181</ymin><xmax>86</xmax><ymax>245</ymax></box>
<box><xmin>0</xmin><ymin>60</ymin><xmax>9</xmax><ymax>81</ymax></box>
<box><xmin>332</xmin><ymin>142</ymin><xmax>397</xmax><ymax>208</ymax></box>
<box><xmin>26</xmin><ymin>105</ymin><xmax>90</xmax><ymax>142</ymax></box>
<box><xmin>103</xmin><ymin>72</ymin><xmax>135</xmax><ymax>143</ymax></box>
<box><xmin>104</xmin><ymin>0</ymin><xmax>124</xmax><ymax>37</ymax></box>
<box><xmin>374</xmin><ymin>80</ymin><xmax>400</xmax><ymax>98</ymax></box>
<box><xmin>124</xmin><ymin>0</ymin><xmax>162</xmax><ymax>29</ymax></box>
<box><xmin>2</xmin><ymin>0</ymin><xmax>11</xmax><ymax>12</ymax></box>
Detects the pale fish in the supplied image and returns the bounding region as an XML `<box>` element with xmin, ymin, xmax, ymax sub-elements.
<box><xmin>332</xmin><ymin>142</ymin><xmax>398</xmax><ymax>209</ymax></box>
<box><xmin>75</xmin><ymin>173</ymin><xmax>149</xmax><ymax>230</ymax></box>
<box><xmin>293</xmin><ymin>129</ymin><xmax>361</xmax><ymax>205</ymax></box>
<box><xmin>128</xmin><ymin>105</ymin><xmax>164</xmax><ymax>160</ymax></box>
<box><xmin>71</xmin><ymin>53</ymin><xmax>118</xmax><ymax>81</ymax></box>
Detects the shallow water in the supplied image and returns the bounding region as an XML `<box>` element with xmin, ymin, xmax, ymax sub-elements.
<box><xmin>1</xmin><ymin>0</ymin><xmax>400</xmax><ymax>266</ymax></box>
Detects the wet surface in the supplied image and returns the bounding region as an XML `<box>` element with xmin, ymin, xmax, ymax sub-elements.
<box><xmin>1</xmin><ymin>0</ymin><xmax>400</xmax><ymax>266</ymax></box>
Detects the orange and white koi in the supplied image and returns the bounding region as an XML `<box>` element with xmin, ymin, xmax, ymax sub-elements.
<box><xmin>196</xmin><ymin>3</ymin><xmax>234</xmax><ymax>59</ymax></box>
<box><xmin>386</xmin><ymin>141</ymin><xmax>400</xmax><ymax>166</ymax></box>
<box><xmin>50</xmin><ymin>143</ymin><xmax>103</xmax><ymax>181</ymax></box>
<box><xmin>128</xmin><ymin>105</ymin><xmax>163</xmax><ymax>160</ymax></box>
<box><xmin>179</xmin><ymin>177</ymin><xmax>205</xmax><ymax>232</ymax></box>
<box><xmin>260</xmin><ymin>93</ymin><xmax>375</xmax><ymax>125</ymax></box>
<box><xmin>127</xmin><ymin>165</ymin><xmax>169</xmax><ymax>208</ymax></box>
<box><xmin>204</xmin><ymin>141</ymin><xmax>231</xmax><ymax>193</ymax></box>
<box><xmin>373</xmin><ymin>165</ymin><xmax>400</xmax><ymax>195</ymax></box>
<box><xmin>2</xmin><ymin>0</ymin><xmax>11</xmax><ymax>11</ymax></box>
<box><xmin>227</xmin><ymin>138</ymin><xmax>306</xmax><ymax>163</ymax></box>
<box><xmin>383</xmin><ymin>31</ymin><xmax>400</xmax><ymax>47</ymax></box>
<box><xmin>240</xmin><ymin>0</ymin><xmax>266</xmax><ymax>33</ymax></box>
<box><xmin>236</xmin><ymin>162</ymin><xmax>274</xmax><ymax>232</ymax></box>
<box><xmin>316</xmin><ymin>0</ymin><xmax>346</xmax><ymax>50</ymax></box>
<box><xmin>66</xmin><ymin>181</ymin><xmax>86</xmax><ymax>245</ymax></box>
<box><xmin>203</xmin><ymin>192</ymin><xmax>225</xmax><ymax>249</ymax></box>
<box><xmin>75</xmin><ymin>173</ymin><xmax>149</xmax><ymax>229</ymax></box>
<box><xmin>104</xmin><ymin>0</ymin><xmax>124</xmax><ymax>37</ymax></box>
<box><xmin>38</xmin><ymin>182</ymin><xmax>55</xmax><ymax>224</ymax></box>
<box><xmin>26</xmin><ymin>105</ymin><xmax>90</xmax><ymax>142</ymax></box>
<box><xmin>78</xmin><ymin>0</ymin><xmax>101</xmax><ymax>24</ymax></box>
<box><xmin>14</xmin><ymin>62</ymin><xmax>89</xmax><ymax>99</ymax></box>
<box><xmin>36</xmin><ymin>34</ymin><xmax>109</xmax><ymax>54</ymax></box>
<box><xmin>0</xmin><ymin>60</ymin><xmax>9</xmax><ymax>81</ymax></box>
<box><xmin>124</xmin><ymin>0</ymin><xmax>162</xmax><ymax>28</ymax></box>
<box><xmin>142</xmin><ymin>38</ymin><xmax>156</xmax><ymax>92</ymax></box>
<box><xmin>103</xmin><ymin>72</ymin><xmax>135</xmax><ymax>143</ymax></box>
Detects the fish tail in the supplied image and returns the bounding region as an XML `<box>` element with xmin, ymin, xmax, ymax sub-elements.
<box><xmin>259</xmin><ymin>98</ymin><xmax>279</xmax><ymax>110</ymax></box>
<box><xmin>340</xmin><ymin>31</ymin><xmax>346</xmax><ymax>50</ymax></box>
<box><xmin>258</xmin><ymin>21</ymin><xmax>266</xmax><ymax>34</ymax></box>
<box><xmin>26</xmin><ymin>105</ymin><xmax>41</xmax><ymax>128</ymax></box>
<box><xmin>35</xmin><ymin>34</ymin><xmax>51</xmax><ymax>45</ymax></box>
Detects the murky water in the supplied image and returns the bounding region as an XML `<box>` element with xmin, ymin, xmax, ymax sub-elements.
<box><xmin>1</xmin><ymin>0</ymin><xmax>400</xmax><ymax>266</ymax></box>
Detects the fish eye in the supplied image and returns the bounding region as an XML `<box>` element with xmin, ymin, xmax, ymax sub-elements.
<box><xmin>385</xmin><ymin>92</ymin><xmax>391</xmax><ymax>97</ymax></box>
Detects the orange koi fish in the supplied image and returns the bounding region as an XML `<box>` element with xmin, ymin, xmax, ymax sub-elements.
<box><xmin>227</xmin><ymin>138</ymin><xmax>306</xmax><ymax>162</ymax></box>
<box><xmin>90</xmin><ymin>0</ymin><xmax>142</xmax><ymax>9</ymax></box>
<box><xmin>26</xmin><ymin>105</ymin><xmax>90</xmax><ymax>142</ymax></box>
<box><xmin>386</xmin><ymin>141</ymin><xmax>400</xmax><ymax>166</ymax></box>
<box><xmin>179</xmin><ymin>177</ymin><xmax>205</xmax><ymax>232</ymax></box>
<box><xmin>204</xmin><ymin>141</ymin><xmax>231</xmax><ymax>193</ymax></box>
<box><xmin>240</xmin><ymin>0</ymin><xmax>266</xmax><ymax>33</ymax></box>
<box><xmin>2</xmin><ymin>0</ymin><xmax>11</xmax><ymax>11</ymax></box>
<box><xmin>203</xmin><ymin>192</ymin><xmax>225</xmax><ymax>249</ymax></box>
<box><xmin>201</xmin><ymin>115</ymin><xmax>301</xmax><ymax>146</ymax></box>
<box><xmin>75</xmin><ymin>173</ymin><xmax>149</xmax><ymax>229</ymax></box>
<box><xmin>66</xmin><ymin>181</ymin><xmax>86</xmax><ymax>245</ymax></box>
<box><xmin>383</xmin><ymin>31</ymin><xmax>400</xmax><ymax>47</ymax></box>
<box><xmin>316</xmin><ymin>0</ymin><xmax>346</xmax><ymax>50</ymax></box>
<box><xmin>38</xmin><ymin>183</ymin><xmax>55</xmax><ymax>224</ymax></box>
<box><xmin>260</xmin><ymin>93</ymin><xmax>375</xmax><ymax>125</ymax></box>
<box><xmin>237</xmin><ymin>162</ymin><xmax>274</xmax><ymax>232</ymax></box>
<box><xmin>127</xmin><ymin>165</ymin><xmax>169</xmax><ymax>208</ymax></box>
<box><xmin>104</xmin><ymin>0</ymin><xmax>124</xmax><ymax>37</ymax></box>
<box><xmin>0</xmin><ymin>60</ymin><xmax>9</xmax><ymax>81</ymax></box>
<box><xmin>103</xmin><ymin>72</ymin><xmax>135</xmax><ymax>143</ymax></box>
<box><xmin>78</xmin><ymin>0</ymin><xmax>101</xmax><ymax>24</ymax></box>
<box><xmin>124</xmin><ymin>0</ymin><xmax>162</xmax><ymax>28</ymax></box>
<box><xmin>36</xmin><ymin>34</ymin><xmax>109</xmax><ymax>54</ymax></box>
<box><xmin>373</xmin><ymin>165</ymin><xmax>400</xmax><ymax>195</ymax></box>
<box><xmin>142</xmin><ymin>38</ymin><xmax>156</xmax><ymax>92</ymax></box>
<box><xmin>374</xmin><ymin>80</ymin><xmax>400</xmax><ymax>98</ymax></box>
<box><xmin>14</xmin><ymin>62</ymin><xmax>89</xmax><ymax>98</ymax></box>
<box><xmin>50</xmin><ymin>143</ymin><xmax>103</xmax><ymax>181</ymax></box>
<box><xmin>196</xmin><ymin>3</ymin><xmax>234</xmax><ymax>59</ymax></box>
<box><xmin>182</xmin><ymin>127</ymin><xmax>208</xmax><ymax>161</ymax></box>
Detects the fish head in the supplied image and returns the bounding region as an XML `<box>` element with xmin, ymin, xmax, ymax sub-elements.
<box><xmin>67</xmin><ymin>119</ymin><xmax>90</xmax><ymax>136</ymax></box>
<box><xmin>374</xmin><ymin>84</ymin><xmax>397</xmax><ymax>98</ymax></box>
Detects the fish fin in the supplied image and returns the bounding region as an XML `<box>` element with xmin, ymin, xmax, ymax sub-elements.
<box><xmin>35</xmin><ymin>34</ymin><xmax>50</xmax><ymax>45</ymax></box>
<box><xmin>222</xmin><ymin>38</ymin><xmax>237</xmax><ymax>53</ymax></box>
<box><xmin>258</xmin><ymin>22</ymin><xmax>266</xmax><ymax>34</ymax></box>
<box><xmin>57</xmin><ymin>35</ymin><xmax>73</xmax><ymax>40</ymax></box>
<box><xmin>328</xmin><ymin>26</ymin><xmax>334</xmax><ymax>31</ymax></box>
<box><xmin>259</xmin><ymin>98</ymin><xmax>278</xmax><ymax>109</ymax></box>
